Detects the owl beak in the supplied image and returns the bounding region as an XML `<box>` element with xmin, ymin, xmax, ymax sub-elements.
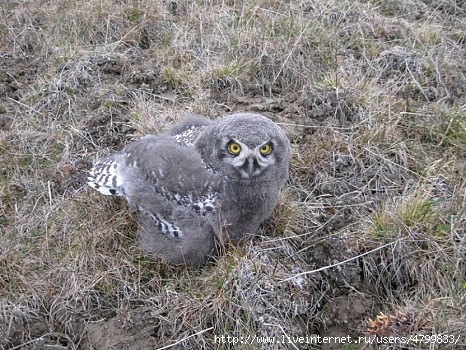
<box><xmin>244</xmin><ymin>155</ymin><xmax>259</xmax><ymax>178</ymax></box>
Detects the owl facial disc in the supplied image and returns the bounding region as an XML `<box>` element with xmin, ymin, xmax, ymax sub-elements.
<box><xmin>224</xmin><ymin>139</ymin><xmax>276</xmax><ymax>179</ymax></box>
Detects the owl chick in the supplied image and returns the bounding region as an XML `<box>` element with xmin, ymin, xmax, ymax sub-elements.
<box><xmin>88</xmin><ymin>112</ymin><xmax>290</xmax><ymax>267</ymax></box>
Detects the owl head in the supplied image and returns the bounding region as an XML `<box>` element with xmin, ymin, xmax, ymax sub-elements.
<box><xmin>196</xmin><ymin>113</ymin><xmax>290</xmax><ymax>182</ymax></box>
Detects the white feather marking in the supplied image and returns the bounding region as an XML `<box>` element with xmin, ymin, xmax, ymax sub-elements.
<box><xmin>173</xmin><ymin>125</ymin><xmax>206</xmax><ymax>146</ymax></box>
<box><xmin>140</xmin><ymin>209</ymin><xmax>183</xmax><ymax>238</ymax></box>
<box><xmin>87</xmin><ymin>158</ymin><xmax>124</xmax><ymax>196</ymax></box>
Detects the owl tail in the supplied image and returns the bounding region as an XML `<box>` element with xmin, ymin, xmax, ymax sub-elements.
<box><xmin>87</xmin><ymin>155</ymin><xmax>124</xmax><ymax>196</ymax></box>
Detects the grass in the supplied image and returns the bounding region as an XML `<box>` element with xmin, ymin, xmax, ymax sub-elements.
<box><xmin>0</xmin><ymin>0</ymin><xmax>465</xmax><ymax>349</ymax></box>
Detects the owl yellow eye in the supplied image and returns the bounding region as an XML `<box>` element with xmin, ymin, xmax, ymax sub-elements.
<box><xmin>227</xmin><ymin>141</ymin><xmax>241</xmax><ymax>155</ymax></box>
<box><xmin>259</xmin><ymin>143</ymin><xmax>272</xmax><ymax>155</ymax></box>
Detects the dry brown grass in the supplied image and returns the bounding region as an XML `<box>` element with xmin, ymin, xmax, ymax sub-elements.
<box><xmin>1</xmin><ymin>0</ymin><xmax>465</xmax><ymax>349</ymax></box>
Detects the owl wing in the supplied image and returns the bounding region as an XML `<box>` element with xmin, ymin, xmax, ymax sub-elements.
<box><xmin>166</xmin><ymin>114</ymin><xmax>211</xmax><ymax>146</ymax></box>
<box><xmin>88</xmin><ymin>135</ymin><xmax>221</xmax><ymax>238</ymax></box>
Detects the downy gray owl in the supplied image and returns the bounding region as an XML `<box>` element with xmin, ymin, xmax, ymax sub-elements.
<box><xmin>88</xmin><ymin>112</ymin><xmax>290</xmax><ymax>267</ymax></box>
